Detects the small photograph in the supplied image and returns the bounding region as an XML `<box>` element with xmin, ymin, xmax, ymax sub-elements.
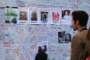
<box><xmin>58</xmin><ymin>31</ymin><xmax>71</xmax><ymax>43</ymax></box>
<box><xmin>62</xmin><ymin>10</ymin><xmax>71</xmax><ymax>19</ymax></box>
<box><xmin>31</xmin><ymin>11</ymin><xmax>37</xmax><ymax>21</ymax></box>
<box><xmin>5</xmin><ymin>8</ymin><xmax>17</xmax><ymax>24</ymax></box>
<box><xmin>37</xmin><ymin>41</ymin><xmax>48</xmax><ymax>53</ymax></box>
<box><xmin>41</xmin><ymin>12</ymin><xmax>48</xmax><ymax>23</ymax></box>
<box><xmin>19</xmin><ymin>11</ymin><xmax>27</xmax><ymax>20</ymax></box>
<box><xmin>38</xmin><ymin>45</ymin><xmax>47</xmax><ymax>52</ymax></box>
<box><xmin>5</xmin><ymin>16</ymin><xmax>17</xmax><ymax>23</ymax></box>
<box><xmin>52</xmin><ymin>12</ymin><xmax>59</xmax><ymax>21</ymax></box>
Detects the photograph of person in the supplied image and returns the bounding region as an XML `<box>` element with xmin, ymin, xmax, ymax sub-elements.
<box><xmin>37</xmin><ymin>45</ymin><xmax>47</xmax><ymax>52</ymax></box>
<box><xmin>58</xmin><ymin>31</ymin><xmax>65</xmax><ymax>43</ymax></box>
<box><xmin>65</xmin><ymin>33</ymin><xmax>71</xmax><ymax>43</ymax></box>
<box><xmin>43</xmin><ymin>45</ymin><xmax>47</xmax><ymax>52</ymax></box>
<box><xmin>52</xmin><ymin>12</ymin><xmax>59</xmax><ymax>21</ymax></box>
<box><xmin>41</xmin><ymin>12</ymin><xmax>48</xmax><ymax>22</ymax></box>
<box><xmin>58</xmin><ymin>31</ymin><xmax>71</xmax><ymax>43</ymax></box>
<box><xmin>31</xmin><ymin>11</ymin><xmax>37</xmax><ymax>21</ymax></box>
<box><xmin>19</xmin><ymin>11</ymin><xmax>27</xmax><ymax>20</ymax></box>
<box><xmin>62</xmin><ymin>10</ymin><xmax>71</xmax><ymax>19</ymax></box>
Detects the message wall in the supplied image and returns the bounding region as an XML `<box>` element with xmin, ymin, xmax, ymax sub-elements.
<box><xmin>0</xmin><ymin>0</ymin><xmax>90</xmax><ymax>60</ymax></box>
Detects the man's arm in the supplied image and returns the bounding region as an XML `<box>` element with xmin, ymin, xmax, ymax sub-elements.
<box><xmin>71</xmin><ymin>36</ymin><xmax>83</xmax><ymax>60</ymax></box>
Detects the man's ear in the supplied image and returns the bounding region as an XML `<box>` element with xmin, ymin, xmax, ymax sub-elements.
<box><xmin>76</xmin><ymin>20</ymin><xmax>79</xmax><ymax>25</ymax></box>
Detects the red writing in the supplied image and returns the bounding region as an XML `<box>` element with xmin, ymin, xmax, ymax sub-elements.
<box><xmin>3</xmin><ymin>42</ymin><xmax>11</xmax><ymax>47</ymax></box>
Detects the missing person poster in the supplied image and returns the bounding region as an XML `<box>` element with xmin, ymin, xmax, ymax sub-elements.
<box><xmin>51</xmin><ymin>8</ymin><xmax>61</xmax><ymax>25</ymax></box>
<box><xmin>37</xmin><ymin>41</ymin><xmax>48</xmax><ymax>54</ymax></box>
<box><xmin>17</xmin><ymin>7</ymin><xmax>29</xmax><ymax>24</ymax></box>
<box><xmin>40</xmin><ymin>8</ymin><xmax>50</xmax><ymax>24</ymax></box>
<box><xmin>58</xmin><ymin>31</ymin><xmax>71</xmax><ymax>43</ymax></box>
<box><xmin>29</xmin><ymin>7</ymin><xmax>40</xmax><ymax>24</ymax></box>
<box><xmin>62</xmin><ymin>8</ymin><xmax>72</xmax><ymax>25</ymax></box>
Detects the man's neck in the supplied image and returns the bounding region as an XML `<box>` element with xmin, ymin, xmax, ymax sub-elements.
<box><xmin>77</xmin><ymin>26</ymin><xmax>86</xmax><ymax>32</ymax></box>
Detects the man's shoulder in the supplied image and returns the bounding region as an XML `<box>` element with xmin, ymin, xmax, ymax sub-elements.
<box><xmin>73</xmin><ymin>30</ymin><xmax>88</xmax><ymax>39</ymax></box>
<box><xmin>75</xmin><ymin>30</ymin><xmax>88</xmax><ymax>36</ymax></box>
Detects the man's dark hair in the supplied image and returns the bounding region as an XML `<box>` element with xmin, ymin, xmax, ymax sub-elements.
<box><xmin>72</xmin><ymin>10</ymin><xmax>88</xmax><ymax>26</ymax></box>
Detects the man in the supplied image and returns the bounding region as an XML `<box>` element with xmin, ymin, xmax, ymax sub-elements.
<box><xmin>71</xmin><ymin>10</ymin><xmax>89</xmax><ymax>60</ymax></box>
<box><xmin>31</xmin><ymin>11</ymin><xmax>37</xmax><ymax>21</ymax></box>
<box><xmin>19</xmin><ymin>11</ymin><xmax>27</xmax><ymax>20</ymax></box>
<box><xmin>35</xmin><ymin>46</ymin><xmax>47</xmax><ymax>60</ymax></box>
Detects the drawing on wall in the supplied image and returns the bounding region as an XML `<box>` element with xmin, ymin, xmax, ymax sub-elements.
<box><xmin>58</xmin><ymin>31</ymin><xmax>71</xmax><ymax>43</ymax></box>
<box><xmin>36</xmin><ymin>0</ymin><xmax>51</xmax><ymax>5</ymax></box>
<box><xmin>86</xmin><ymin>0</ymin><xmax>90</xmax><ymax>3</ymax></box>
<box><xmin>16</xmin><ymin>0</ymin><xmax>25</xmax><ymax>7</ymax></box>
<box><xmin>0</xmin><ymin>7</ymin><xmax>5</xmax><ymax>25</ymax></box>
<box><xmin>0</xmin><ymin>29</ymin><xmax>5</xmax><ymax>41</ymax></box>
<box><xmin>69</xmin><ymin>0</ymin><xmax>76</xmax><ymax>2</ymax></box>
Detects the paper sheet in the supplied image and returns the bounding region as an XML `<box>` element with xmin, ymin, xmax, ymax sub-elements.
<box><xmin>17</xmin><ymin>7</ymin><xmax>29</xmax><ymax>24</ymax></box>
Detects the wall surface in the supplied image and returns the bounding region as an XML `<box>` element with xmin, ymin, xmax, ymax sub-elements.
<box><xmin>0</xmin><ymin>0</ymin><xmax>90</xmax><ymax>60</ymax></box>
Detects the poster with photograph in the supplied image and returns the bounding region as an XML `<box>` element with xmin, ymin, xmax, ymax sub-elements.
<box><xmin>29</xmin><ymin>8</ymin><xmax>40</xmax><ymax>24</ymax></box>
<box><xmin>37</xmin><ymin>41</ymin><xmax>48</xmax><ymax>54</ymax></box>
<box><xmin>17</xmin><ymin>7</ymin><xmax>29</xmax><ymax>24</ymax></box>
<box><xmin>40</xmin><ymin>8</ymin><xmax>50</xmax><ymax>24</ymax></box>
<box><xmin>5</xmin><ymin>8</ymin><xmax>18</xmax><ymax>24</ymax></box>
<box><xmin>51</xmin><ymin>8</ymin><xmax>61</xmax><ymax>25</ymax></box>
<box><xmin>62</xmin><ymin>8</ymin><xmax>72</xmax><ymax>25</ymax></box>
<box><xmin>58</xmin><ymin>31</ymin><xmax>71</xmax><ymax>43</ymax></box>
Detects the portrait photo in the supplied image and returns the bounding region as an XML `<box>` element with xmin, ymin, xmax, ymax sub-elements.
<box><xmin>58</xmin><ymin>31</ymin><xmax>71</xmax><ymax>43</ymax></box>
<box><xmin>19</xmin><ymin>11</ymin><xmax>27</xmax><ymax>20</ymax></box>
<box><xmin>52</xmin><ymin>12</ymin><xmax>59</xmax><ymax>21</ymax></box>
<box><xmin>31</xmin><ymin>11</ymin><xmax>37</xmax><ymax>21</ymax></box>
<box><xmin>62</xmin><ymin>10</ymin><xmax>71</xmax><ymax>19</ymax></box>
